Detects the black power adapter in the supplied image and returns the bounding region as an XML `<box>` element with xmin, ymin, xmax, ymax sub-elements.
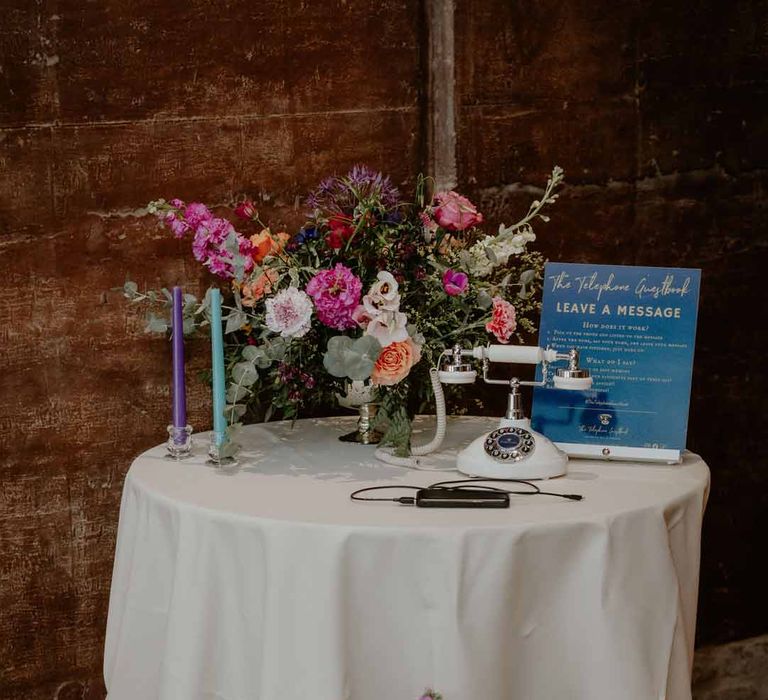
<box><xmin>415</xmin><ymin>488</ymin><xmax>509</xmax><ymax>508</ymax></box>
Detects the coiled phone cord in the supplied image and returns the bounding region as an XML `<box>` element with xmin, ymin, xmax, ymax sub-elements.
<box><xmin>374</xmin><ymin>367</ymin><xmax>452</xmax><ymax>470</ymax></box>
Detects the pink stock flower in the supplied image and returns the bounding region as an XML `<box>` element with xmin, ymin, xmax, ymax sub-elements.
<box><xmin>191</xmin><ymin>216</ymin><xmax>254</xmax><ymax>280</ymax></box>
<box><xmin>442</xmin><ymin>269</ymin><xmax>468</xmax><ymax>296</ymax></box>
<box><xmin>485</xmin><ymin>296</ymin><xmax>517</xmax><ymax>344</ymax></box>
<box><xmin>184</xmin><ymin>202</ymin><xmax>213</xmax><ymax>229</ymax></box>
<box><xmin>433</xmin><ymin>191</ymin><xmax>483</xmax><ymax>231</ymax></box>
<box><xmin>305</xmin><ymin>263</ymin><xmax>362</xmax><ymax>330</ymax></box>
<box><xmin>164</xmin><ymin>212</ymin><xmax>190</xmax><ymax>238</ymax></box>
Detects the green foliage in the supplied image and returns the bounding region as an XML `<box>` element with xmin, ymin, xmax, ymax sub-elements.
<box><xmin>122</xmin><ymin>166</ymin><xmax>564</xmax><ymax>434</ymax></box>
<box><xmin>323</xmin><ymin>335</ymin><xmax>382</xmax><ymax>381</ymax></box>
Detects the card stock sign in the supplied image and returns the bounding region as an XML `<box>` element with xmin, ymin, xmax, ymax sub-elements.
<box><xmin>531</xmin><ymin>262</ymin><xmax>701</xmax><ymax>462</ymax></box>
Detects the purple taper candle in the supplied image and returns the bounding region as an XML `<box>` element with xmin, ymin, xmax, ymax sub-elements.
<box><xmin>171</xmin><ymin>286</ymin><xmax>187</xmax><ymax>432</ymax></box>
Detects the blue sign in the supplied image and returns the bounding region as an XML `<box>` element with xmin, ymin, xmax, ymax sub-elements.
<box><xmin>531</xmin><ymin>263</ymin><xmax>701</xmax><ymax>452</ymax></box>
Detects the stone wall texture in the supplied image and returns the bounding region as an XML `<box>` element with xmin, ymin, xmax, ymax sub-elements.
<box><xmin>1</xmin><ymin>1</ymin><xmax>765</xmax><ymax>697</ymax></box>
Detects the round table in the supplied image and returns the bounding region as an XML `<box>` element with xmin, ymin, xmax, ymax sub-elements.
<box><xmin>104</xmin><ymin>416</ymin><xmax>709</xmax><ymax>700</ymax></box>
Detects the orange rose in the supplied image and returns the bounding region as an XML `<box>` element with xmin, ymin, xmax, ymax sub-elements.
<box><xmin>250</xmin><ymin>229</ymin><xmax>290</xmax><ymax>264</ymax></box>
<box><xmin>241</xmin><ymin>269</ymin><xmax>279</xmax><ymax>307</ymax></box>
<box><xmin>371</xmin><ymin>339</ymin><xmax>421</xmax><ymax>386</ymax></box>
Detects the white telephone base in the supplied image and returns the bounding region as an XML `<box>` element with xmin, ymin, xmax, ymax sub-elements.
<box><xmin>456</xmin><ymin>418</ymin><xmax>568</xmax><ymax>480</ymax></box>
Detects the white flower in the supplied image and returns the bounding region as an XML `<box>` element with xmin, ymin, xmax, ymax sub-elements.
<box><xmin>467</xmin><ymin>228</ymin><xmax>536</xmax><ymax>277</ymax></box>
<box><xmin>363</xmin><ymin>271</ymin><xmax>401</xmax><ymax>314</ymax></box>
<box><xmin>265</xmin><ymin>287</ymin><xmax>313</xmax><ymax>338</ymax></box>
<box><xmin>366</xmin><ymin>310</ymin><xmax>409</xmax><ymax>346</ymax></box>
<box><xmin>467</xmin><ymin>238</ymin><xmax>495</xmax><ymax>277</ymax></box>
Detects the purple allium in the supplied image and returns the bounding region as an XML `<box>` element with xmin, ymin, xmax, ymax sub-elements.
<box><xmin>306</xmin><ymin>165</ymin><xmax>401</xmax><ymax>215</ymax></box>
<box><xmin>305</xmin><ymin>263</ymin><xmax>362</xmax><ymax>330</ymax></box>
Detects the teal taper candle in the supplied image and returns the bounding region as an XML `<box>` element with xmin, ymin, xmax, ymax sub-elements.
<box><xmin>209</xmin><ymin>288</ymin><xmax>227</xmax><ymax>444</ymax></box>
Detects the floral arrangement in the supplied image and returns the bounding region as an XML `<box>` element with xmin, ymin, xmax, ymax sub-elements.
<box><xmin>125</xmin><ymin>165</ymin><xmax>564</xmax><ymax>455</ymax></box>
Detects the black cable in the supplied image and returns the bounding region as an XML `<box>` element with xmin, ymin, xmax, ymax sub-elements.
<box><xmin>350</xmin><ymin>478</ymin><xmax>583</xmax><ymax>504</ymax></box>
<box><xmin>350</xmin><ymin>485</ymin><xmax>420</xmax><ymax>505</ymax></box>
<box><xmin>431</xmin><ymin>478</ymin><xmax>583</xmax><ymax>501</ymax></box>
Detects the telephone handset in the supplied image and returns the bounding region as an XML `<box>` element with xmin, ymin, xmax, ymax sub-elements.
<box><xmin>375</xmin><ymin>343</ymin><xmax>592</xmax><ymax>479</ymax></box>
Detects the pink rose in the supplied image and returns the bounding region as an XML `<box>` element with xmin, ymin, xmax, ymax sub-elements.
<box><xmin>371</xmin><ymin>339</ymin><xmax>421</xmax><ymax>386</ymax></box>
<box><xmin>235</xmin><ymin>200</ymin><xmax>258</xmax><ymax>220</ymax></box>
<box><xmin>485</xmin><ymin>296</ymin><xmax>517</xmax><ymax>344</ymax></box>
<box><xmin>442</xmin><ymin>269</ymin><xmax>468</xmax><ymax>296</ymax></box>
<box><xmin>433</xmin><ymin>191</ymin><xmax>483</xmax><ymax>232</ymax></box>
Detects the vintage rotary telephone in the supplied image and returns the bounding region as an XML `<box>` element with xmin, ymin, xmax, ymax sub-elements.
<box><xmin>375</xmin><ymin>343</ymin><xmax>592</xmax><ymax>479</ymax></box>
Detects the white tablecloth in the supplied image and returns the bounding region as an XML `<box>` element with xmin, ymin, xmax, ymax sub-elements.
<box><xmin>104</xmin><ymin>416</ymin><xmax>709</xmax><ymax>700</ymax></box>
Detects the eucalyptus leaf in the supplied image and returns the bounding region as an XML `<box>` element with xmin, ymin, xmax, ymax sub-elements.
<box><xmin>323</xmin><ymin>335</ymin><xmax>381</xmax><ymax>381</ymax></box>
<box><xmin>225</xmin><ymin>309</ymin><xmax>248</xmax><ymax>334</ymax></box>
<box><xmin>224</xmin><ymin>404</ymin><xmax>247</xmax><ymax>422</ymax></box>
<box><xmin>226</xmin><ymin>383</ymin><xmax>250</xmax><ymax>403</ymax></box>
<box><xmin>223</xmin><ymin>230</ymin><xmax>240</xmax><ymax>255</ymax></box>
<box><xmin>239</xmin><ymin>345</ymin><xmax>270</xmax><ymax>368</ymax></box>
<box><xmin>198</xmin><ymin>287</ymin><xmax>213</xmax><ymax>316</ymax></box>
<box><xmin>123</xmin><ymin>280</ymin><xmax>138</xmax><ymax>298</ymax></box>
<box><xmin>232</xmin><ymin>256</ymin><xmax>246</xmax><ymax>283</ymax></box>
<box><xmin>485</xmin><ymin>246</ymin><xmax>498</xmax><ymax>264</ymax></box>
<box><xmin>519</xmin><ymin>269</ymin><xmax>536</xmax><ymax>285</ymax></box>
<box><xmin>288</xmin><ymin>268</ymin><xmax>300</xmax><ymax>287</ymax></box>
<box><xmin>161</xmin><ymin>287</ymin><xmax>172</xmax><ymax>302</ymax></box>
<box><xmin>144</xmin><ymin>312</ymin><xmax>168</xmax><ymax>334</ymax></box>
<box><xmin>518</xmin><ymin>269</ymin><xmax>537</xmax><ymax>299</ymax></box>
<box><xmin>265</xmin><ymin>337</ymin><xmax>287</xmax><ymax>361</ymax></box>
<box><xmin>241</xmin><ymin>346</ymin><xmax>261</xmax><ymax>362</ymax></box>
<box><xmin>218</xmin><ymin>436</ymin><xmax>240</xmax><ymax>459</ymax></box>
<box><xmin>232</xmin><ymin>361</ymin><xmax>258</xmax><ymax>386</ymax></box>
<box><xmin>476</xmin><ymin>290</ymin><xmax>493</xmax><ymax>309</ymax></box>
<box><xmin>254</xmin><ymin>353</ymin><xmax>272</xmax><ymax>369</ymax></box>
<box><xmin>182</xmin><ymin>316</ymin><xmax>196</xmax><ymax>335</ymax></box>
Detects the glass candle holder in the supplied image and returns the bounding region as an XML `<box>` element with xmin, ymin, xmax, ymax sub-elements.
<box><xmin>207</xmin><ymin>432</ymin><xmax>240</xmax><ymax>468</ymax></box>
<box><xmin>166</xmin><ymin>424</ymin><xmax>193</xmax><ymax>460</ymax></box>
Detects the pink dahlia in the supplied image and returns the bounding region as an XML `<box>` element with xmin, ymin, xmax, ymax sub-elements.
<box><xmin>305</xmin><ymin>263</ymin><xmax>362</xmax><ymax>330</ymax></box>
<box><xmin>485</xmin><ymin>296</ymin><xmax>517</xmax><ymax>344</ymax></box>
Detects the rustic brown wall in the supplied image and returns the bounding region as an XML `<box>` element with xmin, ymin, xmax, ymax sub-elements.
<box><xmin>454</xmin><ymin>0</ymin><xmax>768</xmax><ymax>649</ymax></box>
<box><xmin>0</xmin><ymin>1</ymin><xmax>423</xmax><ymax>697</ymax></box>
<box><xmin>0</xmin><ymin>0</ymin><xmax>765</xmax><ymax>697</ymax></box>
